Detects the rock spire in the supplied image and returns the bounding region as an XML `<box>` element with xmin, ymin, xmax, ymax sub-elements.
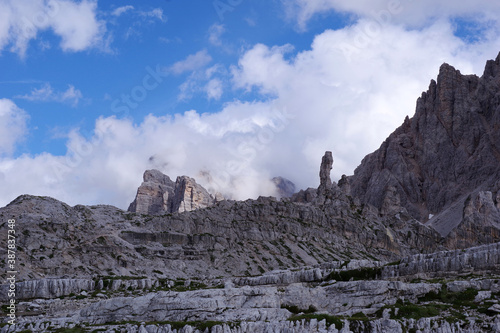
<box><xmin>319</xmin><ymin>151</ymin><xmax>333</xmax><ymax>192</ymax></box>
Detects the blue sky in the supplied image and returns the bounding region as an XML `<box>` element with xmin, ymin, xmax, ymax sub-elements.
<box><xmin>3</xmin><ymin>1</ymin><xmax>351</xmax><ymax>157</ymax></box>
<box><xmin>1</xmin><ymin>0</ymin><xmax>500</xmax><ymax>208</ymax></box>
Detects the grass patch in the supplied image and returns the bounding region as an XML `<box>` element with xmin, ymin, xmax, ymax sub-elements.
<box><xmin>156</xmin><ymin>279</ymin><xmax>209</xmax><ymax>292</ymax></box>
<box><xmin>418</xmin><ymin>287</ymin><xmax>478</xmax><ymax>308</ymax></box>
<box><xmin>394</xmin><ymin>303</ymin><xmax>441</xmax><ymax>319</ymax></box>
<box><xmin>375</xmin><ymin>299</ymin><xmax>447</xmax><ymax>320</ymax></box>
<box><xmin>349</xmin><ymin>312</ymin><xmax>369</xmax><ymax>321</ymax></box>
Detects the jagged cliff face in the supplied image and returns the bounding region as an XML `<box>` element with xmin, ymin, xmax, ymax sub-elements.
<box><xmin>128</xmin><ymin>170</ymin><xmax>219</xmax><ymax>214</ymax></box>
<box><xmin>349</xmin><ymin>54</ymin><xmax>500</xmax><ymax>241</ymax></box>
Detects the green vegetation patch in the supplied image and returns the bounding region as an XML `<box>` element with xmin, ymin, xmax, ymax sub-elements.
<box><xmin>393</xmin><ymin>303</ymin><xmax>441</xmax><ymax>319</ymax></box>
<box><xmin>375</xmin><ymin>299</ymin><xmax>446</xmax><ymax>320</ymax></box>
<box><xmin>418</xmin><ymin>287</ymin><xmax>478</xmax><ymax>308</ymax></box>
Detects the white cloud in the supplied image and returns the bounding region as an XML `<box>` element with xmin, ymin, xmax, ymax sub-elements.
<box><xmin>283</xmin><ymin>0</ymin><xmax>500</xmax><ymax>30</ymax></box>
<box><xmin>0</xmin><ymin>99</ymin><xmax>29</xmax><ymax>156</ymax></box>
<box><xmin>177</xmin><ymin>64</ymin><xmax>226</xmax><ymax>101</ymax></box>
<box><xmin>16</xmin><ymin>83</ymin><xmax>83</xmax><ymax>107</ymax></box>
<box><xmin>0</xmin><ymin>0</ymin><xmax>105</xmax><ymax>56</ymax></box>
<box><xmin>112</xmin><ymin>5</ymin><xmax>134</xmax><ymax>17</ymax></box>
<box><xmin>205</xmin><ymin>78</ymin><xmax>223</xmax><ymax>100</ymax></box>
<box><xmin>140</xmin><ymin>8</ymin><xmax>166</xmax><ymax>22</ymax></box>
<box><xmin>208</xmin><ymin>23</ymin><xmax>225</xmax><ymax>46</ymax></box>
<box><xmin>169</xmin><ymin>50</ymin><xmax>213</xmax><ymax>75</ymax></box>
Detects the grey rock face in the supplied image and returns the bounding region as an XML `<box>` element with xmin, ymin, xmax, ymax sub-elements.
<box><xmin>319</xmin><ymin>151</ymin><xmax>333</xmax><ymax>193</ymax></box>
<box><xmin>349</xmin><ymin>53</ymin><xmax>500</xmax><ymax>226</ymax></box>
<box><xmin>127</xmin><ymin>170</ymin><xmax>176</xmax><ymax>214</ymax></box>
<box><xmin>272</xmin><ymin>177</ymin><xmax>296</xmax><ymax>198</ymax></box>
<box><xmin>128</xmin><ymin>170</ymin><xmax>218</xmax><ymax>214</ymax></box>
<box><xmin>383</xmin><ymin>241</ymin><xmax>500</xmax><ymax>280</ymax></box>
<box><xmin>0</xmin><ymin>279</ymin><xmax>94</xmax><ymax>301</ymax></box>
<box><xmin>172</xmin><ymin>176</ymin><xmax>217</xmax><ymax>213</ymax></box>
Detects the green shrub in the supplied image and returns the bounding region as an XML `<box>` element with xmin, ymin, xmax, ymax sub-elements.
<box><xmin>394</xmin><ymin>303</ymin><xmax>440</xmax><ymax>319</ymax></box>
<box><xmin>418</xmin><ymin>287</ymin><xmax>478</xmax><ymax>308</ymax></box>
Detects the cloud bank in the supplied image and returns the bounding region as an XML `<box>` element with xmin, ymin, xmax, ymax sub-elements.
<box><xmin>284</xmin><ymin>0</ymin><xmax>500</xmax><ymax>30</ymax></box>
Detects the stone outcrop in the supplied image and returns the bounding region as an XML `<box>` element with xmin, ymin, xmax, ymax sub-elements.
<box><xmin>127</xmin><ymin>170</ymin><xmax>176</xmax><ymax>214</ymax></box>
<box><xmin>272</xmin><ymin>176</ymin><xmax>296</xmax><ymax>198</ymax></box>
<box><xmin>319</xmin><ymin>151</ymin><xmax>333</xmax><ymax>193</ymax></box>
<box><xmin>172</xmin><ymin>175</ymin><xmax>218</xmax><ymax>213</ymax></box>
<box><xmin>128</xmin><ymin>170</ymin><xmax>219</xmax><ymax>214</ymax></box>
<box><xmin>348</xmin><ymin>54</ymin><xmax>500</xmax><ymax>227</ymax></box>
<box><xmin>0</xmin><ymin>193</ymin><xmax>442</xmax><ymax>282</ymax></box>
<box><xmin>382</xmin><ymin>241</ymin><xmax>500</xmax><ymax>280</ymax></box>
<box><xmin>0</xmin><ymin>279</ymin><xmax>94</xmax><ymax>301</ymax></box>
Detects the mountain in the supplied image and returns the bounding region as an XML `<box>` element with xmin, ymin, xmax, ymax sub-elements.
<box><xmin>348</xmin><ymin>54</ymin><xmax>500</xmax><ymax>247</ymax></box>
<box><xmin>127</xmin><ymin>170</ymin><xmax>221</xmax><ymax>214</ymax></box>
<box><xmin>3</xmin><ymin>54</ymin><xmax>500</xmax><ymax>332</ymax></box>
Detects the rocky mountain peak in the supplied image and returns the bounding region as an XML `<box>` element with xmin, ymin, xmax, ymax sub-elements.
<box><xmin>271</xmin><ymin>177</ymin><xmax>296</xmax><ymax>198</ymax></box>
<box><xmin>128</xmin><ymin>170</ymin><xmax>218</xmax><ymax>214</ymax></box>
<box><xmin>143</xmin><ymin>169</ymin><xmax>173</xmax><ymax>184</ymax></box>
<box><xmin>483</xmin><ymin>51</ymin><xmax>500</xmax><ymax>79</ymax></box>
<box><xmin>348</xmin><ymin>52</ymin><xmax>500</xmax><ymax>237</ymax></box>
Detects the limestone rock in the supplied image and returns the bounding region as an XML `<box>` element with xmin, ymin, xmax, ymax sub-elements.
<box><xmin>382</xmin><ymin>241</ymin><xmax>500</xmax><ymax>280</ymax></box>
<box><xmin>172</xmin><ymin>176</ymin><xmax>216</xmax><ymax>213</ymax></box>
<box><xmin>271</xmin><ymin>177</ymin><xmax>296</xmax><ymax>198</ymax></box>
<box><xmin>291</xmin><ymin>187</ymin><xmax>318</xmax><ymax>203</ymax></box>
<box><xmin>127</xmin><ymin>170</ymin><xmax>175</xmax><ymax>214</ymax></box>
<box><xmin>338</xmin><ymin>174</ymin><xmax>351</xmax><ymax>195</ymax></box>
<box><xmin>128</xmin><ymin>170</ymin><xmax>218</xmax><ymax>214</ymax></box>
<box><xmin>380</xmin><ymin>185</ymin><xmax>404</xmax><ymax>216</ymax></box>
<box><xmin>349</xmin><ymin>53</ymin><xmax>500</xmax><ymax>224</ymax></box>
<box><xmin>0</xmin><ymin>279</ymin><xmax>95</xmax><ymax>301</ymax></box>
<box><xmin>319</xmin><ymin>151</ymin><xmax>333</xmax><ymax>193</ymax></box>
